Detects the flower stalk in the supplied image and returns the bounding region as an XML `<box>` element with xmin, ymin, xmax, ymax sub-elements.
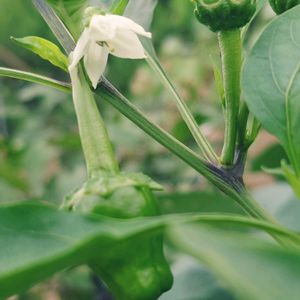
<box><xmin>218</xmin><ymin>29</ymin><xmax>242</xmax><ymax>167</ymax></box>
<box><xmin>69</xmin><ymin>65</ymin><xmax>119</xmax><ymax>176</ymax></box>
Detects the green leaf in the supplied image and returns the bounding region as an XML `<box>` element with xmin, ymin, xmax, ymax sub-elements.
<box><xmin>251</xmin><ymin>143</ymin><xmax>288</xmax><ymax>172</ymax></box>
<box><xmin>281</xmin><ymin>160</ymin><xmax>300</xmax><ymax>199</ymax></box>
<box><xmin>0</xmin><ymin>201</ymin><xmax>161</xmax><ymax>298</ymax></box>
<box><xmin>1</xmin><ymin>201</ymin><xmax>297</xmax><ymax>298</ymax></box>
<box><xmin>242</xmin><ymin>6</ymin><xmax>300</xmax><ymax>176</ymax></box>
<box><xmin>157</xmin><ymin>191</ymin><xmax>244</xmax><ymax>215</ymax></box>
<box><xmin>11</xmin><ymin>36</ymin><xmax>68</xmax><ymax>72</ymax></box>
<box><xmin>45</xmin><ymin>0</ymin><xmax>88</xmax><ymax>38</ymax></box>
<box><xmin>160</xmin><ymin>263</ymin><xmax>234</xmax><ymax>300</ymax></box>
<box><xmin>169</xmin><ymin>224</ymin><xmax>300</xmax><ymax>300</ymax></box>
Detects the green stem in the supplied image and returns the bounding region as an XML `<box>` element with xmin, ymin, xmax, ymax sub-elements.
<box><xmin>97</xmin><ymin>79</ymin><xmax>218</xmax><ymax>180</ymax></box>
<box><xmin>0</xmin><ymin>67</ymin><xmax>71</xmax><ymax>93</ymax></box>
<box><xmin>57</xmin><ymin>2</ymin><xmax>80</xmax><ymax>40</ymax></box>
<box><xmin>144</xmin><ymin>42</ymin><xmax>218</xmax><ymax>164</ymax></box>
<box><xmin>218</xmin><ymin>30</ymin><xmax>242</xmax><ymax>167</ymax></box>
<box><xmin>69</xmin><ymin>67</ymin><xmax>119</xmax><ymax>176</ymax></box>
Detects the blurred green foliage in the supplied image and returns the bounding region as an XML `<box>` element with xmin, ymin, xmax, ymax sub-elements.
<box><xmin>0</xmin><ymin>0</ymin><xmax>290</xmax><ymax>299</ymax></box>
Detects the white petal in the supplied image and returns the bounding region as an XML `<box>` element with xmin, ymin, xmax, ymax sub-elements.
<box><xmin>108</xmin><ymin>30</ymin><xmax>146</xmax><ymax>59</ymax></box>
<box><xmin>105</xmin><ymin>15</ymin><xmax>152</xmax><ymax>38</ymax></box>
<box><xmin>84</xmin><ymin>43</ymin><xmax>109</xmax><ymax>89</ymax></box>
<box><xmin>89</xmin><ymin>15</ymin><xmax>117</xmax><ymax>42</ymax></box>
<box><xmin>69</xmin><ymin>28</ymin><xmax>91</xmax><ymax>70</ymax></box>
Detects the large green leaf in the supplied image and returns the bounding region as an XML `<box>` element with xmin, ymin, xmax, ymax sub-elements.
<box><xmin>0</xmin><ymin>201</ymin><xmax>161</xmax><ymax>298</ymax></box>
<box><xmin>11</xmin><ymin>36</ymin><xmax>68</xmax><ymax>71</ymax></box>
<box><xmin>157</xmin><ymin>191</ymin><xmax>244</xmax><ymax>215</ymax></box>
<box><xmin>0</xmin><ymin>201</ymin><xmax>297</xmax><ymax>298</ymax></box>
<box><xmin>160</xmin><ymin>262</ymin><xmax>234</xmax><ymax>300</ymax></box>
<box><xmin>242</xmin><ymin>6</ymin><xmax>300</xmax><ymax>175</ymax></box>
<box><xmin>169</xmin><ymin>224</ymin><xmax>300</xmax><ymax>300</ymax></box>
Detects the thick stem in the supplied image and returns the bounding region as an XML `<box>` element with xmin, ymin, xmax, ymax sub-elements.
<box><xmin>218</xmin><ymin>30</ymin><xmax>242</xmax><ymax>167</ymax></box>
<box><xmin>69</xmin><ymin>66</ymin><xmax>119</xmax><ymax>176</ymax></box>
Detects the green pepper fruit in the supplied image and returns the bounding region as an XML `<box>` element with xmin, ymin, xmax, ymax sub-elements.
<box><xmin>194</xmin><ymin>0</ymin><xmax>256</xmax><ymax>32</ymax></box>
<box><xmin>64</xmin><ymin>171</ymin><xmax>173</xmax><ymax>300</ymax></box>
<box><xmin>269</xmin><ymin>0</ymin><xmax>300</xmax><ymax>14</ymax></box>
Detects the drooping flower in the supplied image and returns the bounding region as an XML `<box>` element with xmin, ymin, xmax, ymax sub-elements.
<box><xmin>69</xmin><ymin>14</ymin><xmax>152</xmax><ymax>88</ymax></box>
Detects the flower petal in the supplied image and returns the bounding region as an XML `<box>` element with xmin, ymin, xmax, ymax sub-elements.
<box><xmin>84</xmin><ymin>43</ymin><xmax>109</xmax><ymax>89</ymax></box>
<box><xmin>69</xmin><ymin>28</ymin><xmax>91</xmax><ymax>70</ymax></box>
<box><xmin>108</xmin><ymin>30</ymin><xmax>146</xmax><ymax>59</ymax></box>
<box><xmin>89</xmin><ymin>15</ymin><xmax>117</xmax><ymax>42</ymax></box>
<box><xmin>105</xmin><ymin>15</ymin><xmax>152</xmax><ymax>38</ymax></box>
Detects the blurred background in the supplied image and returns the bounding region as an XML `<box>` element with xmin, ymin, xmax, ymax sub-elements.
<box><xmin>1</xmin><ymin>1</ymin><xmax>294</xmax><ymax>299</ymax></box>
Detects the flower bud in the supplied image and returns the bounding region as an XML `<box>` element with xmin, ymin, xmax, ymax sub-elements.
<box><xmin>194</xmin><ymin>0</ymin><xmax>256</xmax><ymax>32</ymax></box>
<box><xmin>269</xmin><ymin>0</ymin><xmax>300</xmax><ymax>14</ymax></box>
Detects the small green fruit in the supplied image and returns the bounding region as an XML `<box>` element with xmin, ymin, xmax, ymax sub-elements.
<box><xmin>194</xmin><ymin>0</ymin><xmax>256</xmax><ymax>32</ymax></box>
<box><xmin>269</xmin><ymin>0</ymin><xmax>300</xmax><ymax>14</ymax></box>
<box><xmin>64</xmin><ymin>172</ymin><xmax>173</xmax><ymax>300</ymax></box>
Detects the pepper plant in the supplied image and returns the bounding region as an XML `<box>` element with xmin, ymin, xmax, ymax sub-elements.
<box><xmin>2</xmin><ymin>0</ymin><xmax>300</xmax><ymax>299</ymax></box>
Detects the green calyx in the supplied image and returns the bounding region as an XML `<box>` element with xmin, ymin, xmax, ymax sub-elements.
<box><xmin>63</xmin><ymin>171</ymin><xmax>163</xmax><ymax>216</ymax></box>
<box><xmin>269</xmin><ymin>0</ymin><xmax>300</xmax><ymax>14</ymax></box>
<box><xmin>194</xmin><ymin>0</ymin><xmax>256</xmax><ymax>32</ymax></box>
<box><xmin>63</xmin><ymin>171</ymin><xmax>173</xmax><ymax>299</ymax></box>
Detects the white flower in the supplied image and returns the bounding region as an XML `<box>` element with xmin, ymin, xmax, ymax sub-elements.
<box><xmin>69</xmin><ymin>14</ymin><xmax>152</xmax><ymax>88</ymax></box>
